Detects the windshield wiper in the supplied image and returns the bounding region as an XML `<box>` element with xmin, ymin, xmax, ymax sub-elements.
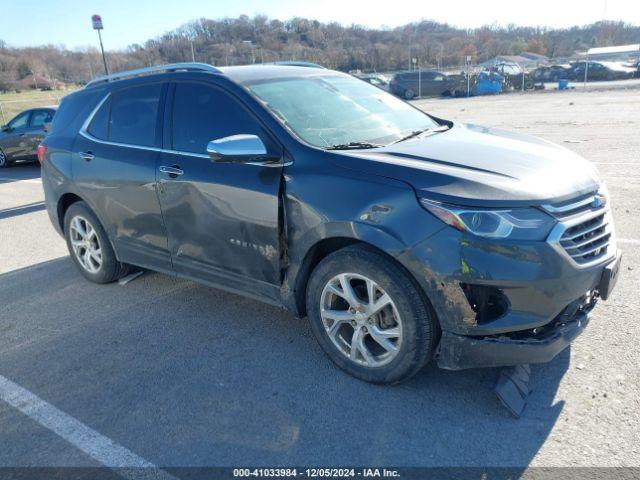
<box><xmin>326</xmin><ymin>141</ymin><xmax>383</xmax><ymax>150</ymax></box>
<box><xmin>390</xmin><ymin>125</ymin><xmax>450</xmax><ymax>145</ymax></box>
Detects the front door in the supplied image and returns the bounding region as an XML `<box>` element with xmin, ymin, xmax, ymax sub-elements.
<box><xmin>157</xmin><ymin>80</ymin><xmax>283</xmax><ymax>301</ymax></box>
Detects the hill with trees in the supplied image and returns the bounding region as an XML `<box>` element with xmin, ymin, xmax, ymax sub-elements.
<box><xmin>1</xmin><ymin>16</ymin><xmax>638</xmax><ymax>88</ymax></box>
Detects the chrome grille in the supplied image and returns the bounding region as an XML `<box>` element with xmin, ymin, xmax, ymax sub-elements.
<box><xmin>559</xmin><ymin>212</ymin><xmax>612</xmax><ymax>264</ymax></box>
<box><xmin>543</xmin><ymin>190</ymin><xmax>615</xmax><ymax>267</ymax></box>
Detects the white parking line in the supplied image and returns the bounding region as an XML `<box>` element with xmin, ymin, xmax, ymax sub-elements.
<box><xmin>0</xmin><ymin>374</ymin><xmax>176</xmax><ymax>480</ymax></box>
<box><xmin>592</xmin><ymin>162</ymin><xmax>639</xmax><ymax>165</ymax></box>
<box><xmin>619</xmin><ymin>238</ymin><xmax>640</xmax><ymax>245</ymax></box>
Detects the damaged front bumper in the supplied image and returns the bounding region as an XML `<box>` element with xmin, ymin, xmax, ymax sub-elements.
<box><xmin>436</xmin><ymin>296</ymin><xmax>593</xmax><ymax>370</ymax></box>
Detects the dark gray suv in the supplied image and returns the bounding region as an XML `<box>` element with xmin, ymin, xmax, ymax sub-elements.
<box><xmin>40</xmin><ymin>63</ymin><xmax>621</xmax><ymax>384</ymax></box>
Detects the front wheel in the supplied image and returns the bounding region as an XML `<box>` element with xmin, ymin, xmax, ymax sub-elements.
<box><xmin>64</xmin><ymin>202</ymin><xmax>127</xmax><ymax>283</ymax></box>
<box><xmin>306</xmin><ymin>245</ymin><xmax>438</xmax><ymax>384</ymax></box>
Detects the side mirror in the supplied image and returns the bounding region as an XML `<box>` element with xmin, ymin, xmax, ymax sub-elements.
<box><xmin>1</xmin><ymin>125</ymin><xmax>9</xmax><ymax>132</ymax></box>
<box><xmin>43</xmin><ymin>121</ymin><xmax>52</xmax><ymax>133</ymax></box>
<box><xmin>206</xmin><ymin>134</ymin><xmax>269</xmax><ymax>163</ymax></box>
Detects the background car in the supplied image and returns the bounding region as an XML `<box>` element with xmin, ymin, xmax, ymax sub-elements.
<box><xmin>357</xmin><ymin>73</ymin><xmax>390</xmax><ymax>91</ymax></box>
<box><xmin>389</xmin><ymin>70</ymin><xmax>460</xmax><ymax>99</ymax></box>
<box><xmin>532</xmin><ymin>64</ymin><xmax>572</xmax><ymax>82</ymax></box>
<box><xmin>568</xmin><ymin>61</ymin><xmax>636</xmax><ymax>81</ymax></box>
<box><xmin>0</xmin><ymin>106</ymin><xmax>56</xmax><ymax>168</ymax></box>
<box><xmin>492</xmin><ymin>62</ymin><xmax>535</xmax><ymax>90</ymax></box>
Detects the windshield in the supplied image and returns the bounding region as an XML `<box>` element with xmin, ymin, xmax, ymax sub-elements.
<box><xmin>246</xmin><ymin>73</ymin><xmax>439</xmax><ymax>148</ymax></box>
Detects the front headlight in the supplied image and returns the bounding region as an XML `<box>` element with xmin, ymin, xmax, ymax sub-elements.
<box><xmin>420</xmin><ymin>198</ymin><xmax>556</xmax><ymax>240</ymax></box>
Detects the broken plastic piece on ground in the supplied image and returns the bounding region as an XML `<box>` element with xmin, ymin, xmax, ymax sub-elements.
<box><xmin>494</xmin><ymin>364</ymin><xmax>531</xmax><ymax>418</ymax></box>
<box><xmin>118</xmin><ymin>270</ymin><xmax>145</xmax><ymax>286</ymax></box>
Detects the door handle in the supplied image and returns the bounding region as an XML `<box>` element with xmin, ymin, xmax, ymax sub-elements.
<box><xmin>79</xmin><ymin>151</ymin><xmax>95</xmax><ymax>161</ymax></box>
<box><xmin>159</xmin><ymin>165</ymin><xmax>184</xmax><ymax>177</ymax></box>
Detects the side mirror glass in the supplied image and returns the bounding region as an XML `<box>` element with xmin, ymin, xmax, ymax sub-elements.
<box><xmin>207</xmin><ymin>134</ymin><xmax>268</xmax><ymax>162</ymax></box>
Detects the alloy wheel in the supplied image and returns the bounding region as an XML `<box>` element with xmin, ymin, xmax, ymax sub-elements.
<box><xmin>0</xmin><ymin>150</ymin><xmax>6</xmax><ymax>167</ymax></box>
<box><xmin>320</xmin><ymin>273</ymin><xmax>403</xmax><ymax>367</ymax></box>
<box><xmin>69</xmin><ymin>215</ymin><xmax>103</xmax><ymax>273</ymax></box>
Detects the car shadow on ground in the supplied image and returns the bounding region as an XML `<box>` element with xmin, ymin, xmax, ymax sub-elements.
<box><xmin>0</xmin><ymin>163</ymin><xmax>41</xmax><ymax>183</ymax></box>
<box><xmin>0</xmin><ymin>257</ymin><xmax>568</xmax><ymax>468</ymax></box>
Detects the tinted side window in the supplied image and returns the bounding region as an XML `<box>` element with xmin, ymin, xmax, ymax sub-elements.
<box><xmin>8</xmin><ymin>111</ymin><xmax>30</xmax><ymax>129</ymax></box>
<box><xmin>88</xmin><ymin>97</ymin><xmax>111</xmax><ymax>140</ymax></box>
<box><xmin>30</xmin><ymin>110</ymin><xmax>54</xmax><ymax>128</ymax></box>
<box><xmin>172</xmin><ymin>82</ymin><xmax>262</xmax><ymax>154</ymax></box>
<box><xmin>109</xmin><ymin>84</ymin><xmax>162</xmax><ymax>147</ymax></box>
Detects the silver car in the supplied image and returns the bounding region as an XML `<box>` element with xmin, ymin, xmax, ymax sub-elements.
<box><xmin>0</xmin><ymin>107</ymin><xmax>56</xmax><ymax>168</ymax></box>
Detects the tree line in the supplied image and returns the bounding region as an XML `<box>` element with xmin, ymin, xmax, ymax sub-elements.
<box><xmin>1</xmin><ymin>15</ymin><xmax>639</xmax><ymax>89</ymax></box>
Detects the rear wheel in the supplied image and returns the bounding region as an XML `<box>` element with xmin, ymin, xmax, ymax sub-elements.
<box><xmin>64</xmin><ymin>202</ymin><xmax>126</xmax><ymax>283</ymax></box>
<box><xmin>404</xmin><ymin>89</ymin><xmax>415</xmax><ymax>100</ymax></box>
<box><xmin>306</xmin><ymin>245</ymin><xmax>437</xmax><ymax>384</ymax></box>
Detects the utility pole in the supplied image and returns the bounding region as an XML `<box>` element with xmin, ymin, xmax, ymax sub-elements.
<box><xmin>91</xmin><ymin>15</ymin><xmax>109</xmax><ymax>75</ymax></box>
<box><xmin>242</xmin><ymin>40</ymin><xmax>255</xmax><ymax>64</ymax></box>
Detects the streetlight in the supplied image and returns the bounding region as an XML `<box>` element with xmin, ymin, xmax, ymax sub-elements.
<box><xmin>242</xmin><ymin>40</ymin><xmax>255</xmax><ymax>64</ymax></box>
<box><xmin>91</xmin><ymin>14</ymin><xmax>109</xmax><ymax>75</ymax></box>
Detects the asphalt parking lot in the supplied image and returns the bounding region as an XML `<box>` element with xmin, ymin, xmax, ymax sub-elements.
<box><xmin>0</xmin><ymin>86</ymin><xmax>638</xmax><ymax>473</ymax></box>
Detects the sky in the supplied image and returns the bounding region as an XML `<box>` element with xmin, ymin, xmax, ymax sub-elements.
<box><xmin>1</xmin><ymin>0</ymin><xmax>639</xmax><ymax>50</ymax></box>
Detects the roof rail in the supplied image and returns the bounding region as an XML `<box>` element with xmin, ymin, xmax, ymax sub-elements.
<box><xmin>85</xmin><ymin>62</ymin><xmax>222</xmax><ymax>88</ymax></box>
<box><xmin>266</xmin><ymin>61</ymin><xmax>326</xmax><ymax>69</ymax></box>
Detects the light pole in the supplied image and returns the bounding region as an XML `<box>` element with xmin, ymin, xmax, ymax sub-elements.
<box><xmin>91</xmin><ymin>15</ymin><xmax>109</xmax><ymax>75</ymax></box>
<box><xmin>583</xmin><ymin>54</ymin><xmax>589</xmax><ymax>88</ymax></box>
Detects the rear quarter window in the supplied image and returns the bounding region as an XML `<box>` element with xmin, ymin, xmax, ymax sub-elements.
<box><xmin>87</xmin><ymin>97</ymin><xmax>111</xmax><ymax>140</ymax></box>
<box><xmin>50</xmin><ymin>89</ymin><xmax>102</xmax><ymax>135</ymax></box>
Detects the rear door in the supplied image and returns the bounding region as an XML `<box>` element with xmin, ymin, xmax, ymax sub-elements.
<box><xmin>24</xmin><ymin>109</ymin><xmax>54</xmax><ymax>158</ymax></box>
<box><xmin>157</xmin><ymin>80</ymin><xmax>283</xmax><ymax>300</ymax></box>
<box><xmin>72</xmin><ymin>81</ymin><xmax>172</xmax><ymax>271</ymax></box>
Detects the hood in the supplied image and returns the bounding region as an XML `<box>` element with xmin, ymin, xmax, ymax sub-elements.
<box><xmin>332</xmin><ymin>122</ymin><xmax>600</xmax><ymax>206</ymax></box>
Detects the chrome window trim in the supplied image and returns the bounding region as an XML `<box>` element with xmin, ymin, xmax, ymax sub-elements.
<box><xmin>79</xmin><ymin>93</ymin><xmax>289</xmax><ymax>165</ymax></box>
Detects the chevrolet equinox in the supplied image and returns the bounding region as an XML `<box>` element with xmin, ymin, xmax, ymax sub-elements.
<box><xmin>40</xmin><ymin>63</ymin><xmax>621</xmax><ymax>384</ymax></box>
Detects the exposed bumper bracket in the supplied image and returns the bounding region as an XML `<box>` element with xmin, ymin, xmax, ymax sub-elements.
<box><xmin>494</xmin><ymin>364</ymin><xmax>531</xmax><ymax>418</ymax></box>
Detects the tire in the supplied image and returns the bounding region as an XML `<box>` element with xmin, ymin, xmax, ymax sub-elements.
<box><xmin>0</xmin><ymin>148</ymin><xmax>11</xmax><ymax>168</ymax></box>
<box><xmin>404</xmin><ymin>89</ymin><xmax>415</xmax><ymax>100</ymax></box>
<box><xmin>63</xmin><ymin>201</ymin><xmax>126</xmax><ymax>283</ymax></box>
<box><xmin>306</xmin><ymin>245</ymin><xmax>438</xmax><ymax>384</ymax></box>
